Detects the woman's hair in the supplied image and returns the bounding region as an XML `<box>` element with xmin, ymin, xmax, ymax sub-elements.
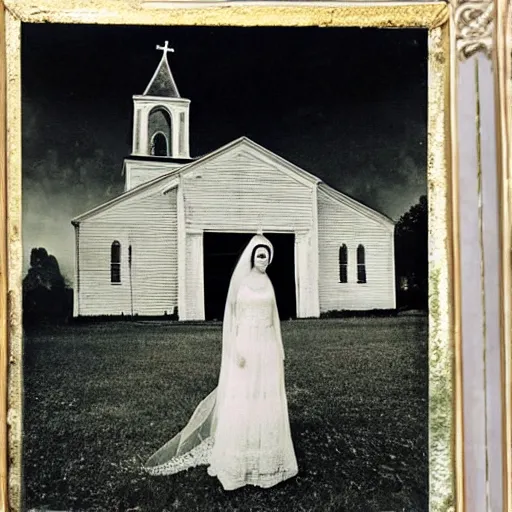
<box><xmin>251</xmin><ymin>244</ymin><xmax>272</xmax><ymax>268</ymax></box>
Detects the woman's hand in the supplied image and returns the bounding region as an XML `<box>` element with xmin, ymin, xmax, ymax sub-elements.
<box><xmin>236</xmin><ymin>353</ymin><xmax>246</xmax><ymax>368</ymax></box>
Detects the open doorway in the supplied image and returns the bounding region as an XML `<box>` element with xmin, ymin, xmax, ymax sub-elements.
<box><xmin>203</xmin><ymin>232</ymin><xmax>296</xmax><ymax>321</ymax></box>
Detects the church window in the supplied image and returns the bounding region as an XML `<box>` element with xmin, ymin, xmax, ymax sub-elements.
<box><xmin>148</xmin><ymin>108</ymin><xmax>172</xmax><ymax>156</ymax></box>
<box><xmin>339</xmin><ymin>244</ymin><xmax>348</xmax><ymax>283</ymax></box>
<box><xmin>357</xmin><ymin>244</ymin><xmax>367</xmax><ymax>284</ymax></box>
<box><xmin>111</xmin><ymin>241</ymin><xmax>121</xmax><ymax>283</ymax></box>
<box><xmin>151</xmin><ymin>132</ymin><xmax>168</xmax><ymax>157</ymax></box>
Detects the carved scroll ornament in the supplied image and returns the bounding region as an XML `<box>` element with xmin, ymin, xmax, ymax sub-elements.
<box><xmin>454</xmin><ymin>0</ymin><xmax>494</xmax><ymax>60</ymax></box>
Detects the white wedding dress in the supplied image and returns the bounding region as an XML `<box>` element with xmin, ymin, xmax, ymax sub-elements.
<box><xmin>144</xmin><ymin>235</ymin><xmax>298</xmax><ymax>491</ymax></box>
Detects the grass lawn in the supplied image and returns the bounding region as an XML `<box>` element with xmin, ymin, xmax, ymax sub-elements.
<box><xmin>23</xmin><ymin>316</ymin><xmax>428</xmax><ymax>512</ymax></box>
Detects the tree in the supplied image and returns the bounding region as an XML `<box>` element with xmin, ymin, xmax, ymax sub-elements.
<box><xmin>394</xmin><ymin>195</ymin><xmax>428</xmax><ymax>310</ymax></box>
<box><xmin>23</xmin><ymin>248</ymin><xmax>73</xmax><ymax>326</ymax></box>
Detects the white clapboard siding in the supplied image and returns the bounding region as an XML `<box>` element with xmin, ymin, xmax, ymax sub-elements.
<box><xmin>318</xmin><ymin>188</ymin><xmax>396</xmax><ymax>311</ymax></box>
<box><xmin>77</xmin><ymin>188</ymin><xmax>178</xmax><ymax>316</ymax></box>
<box><xmin>124</xmin><ymin>159</ymin><xmax>183</xmax><ymax>191</ymax></box>
<box><xmin>182</xmin><ymin>150</ymin><xmax>314</xmax><ymax>232</ymax></box>
<box><xmin>74</xmin><ymin>137</ymin><xmax>397</xmax><ymax>319</ymax></box>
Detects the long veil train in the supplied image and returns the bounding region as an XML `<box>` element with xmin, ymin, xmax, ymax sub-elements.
<box><xmin>144</xmin><ymin>234</ymin><xmax>283</xmax><ymax>476</ymax></box>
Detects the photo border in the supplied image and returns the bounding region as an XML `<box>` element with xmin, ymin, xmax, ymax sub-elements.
<box><xmin>1</xmin><ymin>2</ymin><xmax>462</xmax><ymax>511</ymax></box>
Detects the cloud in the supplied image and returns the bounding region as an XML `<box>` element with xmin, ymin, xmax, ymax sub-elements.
<box><xmin>22</xmin><ymin>103</ymin><xmax>124</xmax><ymax>284</ymax></box>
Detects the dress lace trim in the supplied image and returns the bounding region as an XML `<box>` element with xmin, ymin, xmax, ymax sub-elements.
<box><xmin>144</xmin><ymin>437</ymin><xmax>214</xmax><ymax>476</ymax></box>
<box><xmin>208</xmin><ymin>463</ymin><xmax>298</xmax><ymax>490</ymax></box>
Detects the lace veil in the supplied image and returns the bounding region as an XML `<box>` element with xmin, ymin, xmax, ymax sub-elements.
<box><xmin>144</xmin><ymin>234</ymin><xmax>276</xmax><ymax>475</ymax></box>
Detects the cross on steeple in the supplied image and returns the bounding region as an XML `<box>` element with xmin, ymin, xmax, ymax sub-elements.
<box><xmin>156</xmin><ymin>41</ymin><xmax>174</xmax><ymax>56</ymax></box>
<box><xmin>143</xmin><ymin>41</ymin><xmax>180</xmax><ymax>98</ymax></box>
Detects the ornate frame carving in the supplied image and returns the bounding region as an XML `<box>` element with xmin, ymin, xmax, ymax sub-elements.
<box><xmin>454</xmin><ymin>0</ymin><xmax>494</xmax><ymax>59</ymax></box>
<box><xmin>452</xmin><ymin>0</ymin><xmax>511</xmax><ymax>509</ymax></box>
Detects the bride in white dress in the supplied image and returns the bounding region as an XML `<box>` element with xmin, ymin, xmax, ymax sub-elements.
<box><xmin>144</xmin><ymin>234</ymin><xmax>298</xmax><ymax>491</ymax></box>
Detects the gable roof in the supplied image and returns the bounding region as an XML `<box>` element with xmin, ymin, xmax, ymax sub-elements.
<box><xmin>318</xmin><ymin>183</ymin><xmax>395</xmax><ymax>228</ymax></box>
<box><xmin>72</xmin><ymin>136</ymin><xmax>394</xmax><ymax>227</ymax></box>
<box><xmin>71</xmin><ymin>170</ymin><xmax>181</xmax><ymax>224</ymax></box>
<box><xmin>160</xmin><ymin>136</ymin><xmax>320</xmax><ymax>193</ymax></box>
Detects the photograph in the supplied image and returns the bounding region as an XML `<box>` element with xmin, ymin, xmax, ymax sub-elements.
<box><xmin>20</xmin><ymin>22</ymin><xmax>430</xmax><ymax>511</ymax></box>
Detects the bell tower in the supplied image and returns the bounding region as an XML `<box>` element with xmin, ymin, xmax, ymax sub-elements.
<box><xmin>131</xmin><ymin>42</ymin><xmax>191</xmax><ymax>159</ymax></box>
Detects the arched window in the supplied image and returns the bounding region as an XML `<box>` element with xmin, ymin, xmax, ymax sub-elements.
<box><xmin>148</xmin><ymin>107</ymin><xmax>172</xmax><ymax>156</ymax></box>
<box><xmin>111</xmin><ymin>241</ymin><xmax>121</xmax><ymax>283</ymax></box>
<box><xmin>339</xmin><ymin>244</ymin><xmax>348</xmax><ymax>283</ymax></box>
<box><xmin>357</xmin><ymin>244</ymin><xmax>367</xmax><ymax>284</ymax></box>
<box><xmin>151</xmin><ymin>132</ymin><xmax>168</xmax><ymax>157</ymax></box>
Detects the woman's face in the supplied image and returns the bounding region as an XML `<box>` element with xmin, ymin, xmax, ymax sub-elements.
<box><xmin>253</xmin><ymin>247</ymin><xmax>270</xmax><ymax>273</ymax></box>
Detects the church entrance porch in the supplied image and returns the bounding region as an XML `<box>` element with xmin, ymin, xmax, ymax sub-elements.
<box><xmin>203</xmin><ymin>232</ymin><xmax>297</xmax><ymax>322</ymax></box>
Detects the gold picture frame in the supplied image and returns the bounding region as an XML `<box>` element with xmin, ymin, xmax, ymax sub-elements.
<box><xmin>496</xmin><ymin>0</ymin><xmax>512</xmax><ymax>509</ymax></box>
<box><xmin>0</xmin><ymin>0</ymin><xmax>509</xmax><ymax>511</ymax></box>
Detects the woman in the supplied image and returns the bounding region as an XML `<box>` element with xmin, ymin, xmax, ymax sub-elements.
<box><xmin>144</xmin><ymin>234</ymin><xmax>298</xmax><ymax>491</ymax></box>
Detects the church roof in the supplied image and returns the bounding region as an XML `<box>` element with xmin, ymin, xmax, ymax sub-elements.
<box><xmin>72</xmin><ymin>170</ymin><xmax>180</xmax><ymax>225</ymax></box>
<box><xmin>143</xmin><ymin>42</ymin><xmax>180</xmax><ymax>98</ymax></box>
<box><xmin>317</xmin><ymin>183</ymin><xmax>394</xmax><ymax>226</ymax></box>
<box><xmin>160</xmin><ymin>136</ymin><xmax>321</xmax><ymax>189</ymax></box>
<box><xmin>72</xmin><ymin>136</ymin><xmax>394</xmax><ymax>227</ymax></box>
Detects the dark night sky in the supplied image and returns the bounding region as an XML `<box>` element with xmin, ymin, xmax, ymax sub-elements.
<box><xmin>21</xmin><ymin>23</ymin><xmax>428</xmax><ymax>283</ymax></box>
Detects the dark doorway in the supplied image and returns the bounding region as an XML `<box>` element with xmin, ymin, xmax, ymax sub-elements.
<box><xmin>203</xmin><ymin>232</ymin><xmax>297</xmax><ymax>321</ymax></box>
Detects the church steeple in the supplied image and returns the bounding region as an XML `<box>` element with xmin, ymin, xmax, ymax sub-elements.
<box><xmin>131</xmin><ymin>42</ymin><xmax>191</xmax><ymax>158</ymax></box>
<box><xmin>143</xmin><ymin>41</ymin><xmax>180</xmax><ymax>98</ymax></box>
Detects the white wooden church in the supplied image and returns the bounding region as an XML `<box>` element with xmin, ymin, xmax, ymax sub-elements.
<box><xmin>71</xmin><ymin>43</ymin><xmax>396</xmax><ymax>321</ymax></box>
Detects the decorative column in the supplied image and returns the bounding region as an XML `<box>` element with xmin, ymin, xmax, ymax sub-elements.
<box><xmin>171</xmin><ymin>110</ymin><xmax>179</xmax><ymax>157</ymax></box>
<box><xmin>454</xmin><ymin>0</ymin><xmax>506</xmax><ymax>509</ymax></box>
<box><xmin>294</xmin><ymin>230</ymin><xmax>320</xmax><ymax>319</ymax></box>
<box><xmin>185</xmin><ymin>231</ymin><xmax>205</xmax><ymax>321</ymax></box>
<box><xmin>139</xmin><ymin>106</ymin><xmax>150</xmax><ymax>156</ymax></box>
